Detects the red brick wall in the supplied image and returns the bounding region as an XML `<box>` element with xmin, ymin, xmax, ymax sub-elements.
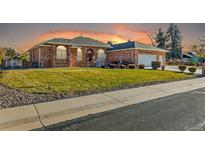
<box><xmin>29</xmin><ymin>46</ymin><xmax>52</xmax><ymax>67</ymax></box>
<box><xmin>106</xmin><ymin>49</ymin><xmax>166</xmax><ymax>66</ymax></box>
<box><xmin>29</xmin><ymin>44</ymin><xmax>108</xmax><ymax>68</ymax></box>
<box><xmin>106</xmin><ymin>49</ymin><xmax>137</xmax><ymax>64</ymax></box>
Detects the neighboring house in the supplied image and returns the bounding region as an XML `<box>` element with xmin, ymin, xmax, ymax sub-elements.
<box><xmin>106</xmin><ymin>41</ymin><xmax>168</xmax><ymax>67</ymax></box>
<box><xmin>28</xmin><ymin>36</ymin><xmax>110</xmax><ymax>68</ymax></box>
<box><xmin>182</xmin><ymin>51</ymin><xmax>200</xmax><ymax>63</ymax></box>
<box><xmin>3</xmin><ymin>53</ymin><xmax>22</xmax><ymax>69</ymax></box>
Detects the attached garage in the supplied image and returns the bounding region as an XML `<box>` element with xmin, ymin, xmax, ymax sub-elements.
<box><xmin>106</xmin><ymin>41</ymin><xmax>168</xmax><ymax>67</ymax></box>
<box><xmin>138</xmin><ymin>54</ymin><xmax>157</xmax><ymax>67</ymax></box>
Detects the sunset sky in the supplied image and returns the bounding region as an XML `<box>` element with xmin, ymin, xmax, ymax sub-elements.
<box><xmin>0</xmin><ymin>23</ymin><xmax>204</xmax><ymax>52</ymax></box>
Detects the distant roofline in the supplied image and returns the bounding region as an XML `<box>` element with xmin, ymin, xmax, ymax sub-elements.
<box><xmin>107</xmin><ymin>41</ymin><xmax>168</xmax><ymax>53</ymax></box>
<box><xmin>183</xmin><ymin>53</ymin><xmax>194</xmax><ymax>58</ymax></box>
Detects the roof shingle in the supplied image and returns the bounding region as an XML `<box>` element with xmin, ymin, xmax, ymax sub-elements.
<box><xmin>44</xmin><ymin>36</ymin><xmax>110</xmax><ymax>48</ymax></box>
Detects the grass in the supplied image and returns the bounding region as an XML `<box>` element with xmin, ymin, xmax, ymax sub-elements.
<box><xmin>0</xmin><ymin>67</ymin><xmax>193</xmax><ymax>94</ymax></box>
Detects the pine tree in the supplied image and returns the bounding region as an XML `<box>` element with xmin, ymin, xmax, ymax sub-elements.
<box><xmin>154</xmin><ymin>28</ymin><xmax>167</xmax><ymax>49</ymax></box>
<box><xmin>166</xmin><ymin>23</ymin><xmax>183</xmax><ymax>60</ymax></box>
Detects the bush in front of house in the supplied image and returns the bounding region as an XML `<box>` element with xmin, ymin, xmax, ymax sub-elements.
<box><xmin>120</xmin><ymin>64</ymin><xmax>126</xmax><ymax>69</ymax></box>
<box><xmin>166</xmin><ymin>61</ymin><xmax>183</xmax><ymax>66</ymax></box>
<box><xmin>178</xmin><ymin>65</ymin><xmax>187</xmax><ymax>72</ymax></box>
<box><xmin>184</xmin><ymin>61</ymin><xmax>195</xmax><ymax>66</ymax></box>
<box><xmin>161</xmin><ymin>65</ymin><xmax>165</xmax><ymax>70</ymax></box>
<box><xmin>128</xmin><ymin>64</ymin><xmax>136</xmax><ymax>69</ymax></box>
<box><xmin>138</xmin><ymin>64</ymin><xmax>145</xmax><ymax>69</ymax></box>
<box><xmin>188</xmin><ymin>67</ymin><xmax>197</xmax><ymax>74</ymax></box>
<box><xmin>151</xmin><ymin>61</ymin><xmax>161</xmax><ymax>70</ymax></box>
<box><xmin>109</xmin><ymin>64</ymin><xmax>115</xmax><ymax>68</ymax></box>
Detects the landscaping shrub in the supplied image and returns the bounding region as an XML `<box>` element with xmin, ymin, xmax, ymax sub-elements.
<box><xmin>166</xmin><ymin>61</ymin><xmax>183</xmax><ymax>66</ymax></box>
<box><xmin>138</xmin><ymin>64</ymin><xmax>145</xmax><ymax>69</ymax></box>
<box><xmin>188</xmin><ymin>67</ymin><xmax>197</xmax><ymax>74</ymax></box>
<box><xmin>120</xmin><ymin>64</ymin><xmax>126</xmax><ymax>69</ymax></box>
<box><xmin>109</xmin><ymin>64</ymin><xmax>115</xmax><ymax>68</ymax></box>
<box><xmin>128</xmin><ymin>64</ymin><xmax>136</xmax><ymax>69</ymax></box>
<box><xmin>0</xmin><ymin>68</ymin><xmax>3</xmax><ymax>78</ymax></box>
<box><xmin>151</xmin><ymin>61</ymin><xmax>161</xmax><ymax>70</ymax></box>
<box><xmin>162</xmin><ymin>65</ymin><xmax>165</xmax><ymax>70</ymax></box>
<box><xmin>184</xmin><ymin>61</ymin><xmax>195</xmax><ymax>66</ymax></box>
<box><xmin>178</xmin><ymin>65</ymin><xmax>187</xmax><ymax>72</ymax></box>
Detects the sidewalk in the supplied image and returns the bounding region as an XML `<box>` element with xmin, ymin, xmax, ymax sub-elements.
<box><xmin>1</xmin><ymin>77</ymin><xmax>205</xmax><ymax>130</ymax></box>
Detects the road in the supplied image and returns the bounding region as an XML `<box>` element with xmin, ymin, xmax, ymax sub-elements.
<box><xmin>37</xmin><ymin>87</ymin><xmax>205</xmax><ymax>131</ymax></box>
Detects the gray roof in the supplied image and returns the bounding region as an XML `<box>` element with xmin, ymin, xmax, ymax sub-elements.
<box><xmin>44</xmin><ymin>36</ymin><xmax>110</xmax><ymax>48</ymax></box>
<box><xmin>107</xmin><ymin>41</ymin><xmax>168</xmax><ymax>52</ymax></box>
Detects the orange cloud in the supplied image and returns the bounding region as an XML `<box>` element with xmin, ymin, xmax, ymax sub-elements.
<box><xmin>22</xmin><ymin>25</ymin><xmax>152</xmax><ymax>50</ymax></box>
<box><xmin>36</xmin><ymin>29</ymin><xmax>128</xmax><ymax>44</ymax></box>
<box><xmin>111</xmin><ymin>24</ymin><xmax>151</xmax><ymax>43</ymax></box>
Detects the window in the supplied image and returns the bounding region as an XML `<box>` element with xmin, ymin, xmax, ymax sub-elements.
<box><xmin>56</xmin><ymin>46</ymin><xmax>67</xmax><ymax>60</ymax></box>
<box><xmin>97</xmin><ymin>49</ymin><xmax>105</xmax><ymax>59</ymax></box>
<box><xmin>77</xmin><ymin>48</ymin><xmax>82</xmax><ymax>62</ymax></box>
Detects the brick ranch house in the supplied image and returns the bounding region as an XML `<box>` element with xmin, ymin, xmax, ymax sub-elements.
<box><xmin>28</xmin><ymin>36</ymin><xmax>110</xmax><ymax>68</ymax></box>
<box><xmin>28</xmin><ymin>36</ymin><xmax>168</xmax><ymax>68</ymax></box>
<box><xmin>107</xmin><ymin>41</ymin><xmax>168</xmax><ymax>67</ymax></box>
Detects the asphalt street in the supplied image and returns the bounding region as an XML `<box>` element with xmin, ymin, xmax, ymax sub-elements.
<box><xmin>37</xmin><ymin>87</ymin><xmax>205</xmax><ymax>131</ymax></box>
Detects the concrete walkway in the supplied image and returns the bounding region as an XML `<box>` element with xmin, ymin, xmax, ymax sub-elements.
<box><xmin>1</xmin><ymin>77</ymin><xmax>205</xmax><ymax>130</ymax></box>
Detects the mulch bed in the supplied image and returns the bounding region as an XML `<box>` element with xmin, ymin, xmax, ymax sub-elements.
<box><xmin>0</xmin><ymin>75</ymin><xmax>200</xmax><ymax>109</ymax></box>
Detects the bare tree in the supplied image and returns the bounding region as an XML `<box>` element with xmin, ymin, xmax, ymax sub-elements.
<box><xmin>148</xmin><ymin>33</ymin><xmax>156</xmax><ymax>47</ymax></box>
<box><xmin>191</xmin><ymin>37</ymin><xmax>205</xmax><ymax>58</ymax></box>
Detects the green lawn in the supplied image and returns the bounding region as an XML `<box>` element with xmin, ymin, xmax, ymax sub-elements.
<box><xmin>0</xmin><ymin>67</ymin><xmax>192</xmax><ymax>94</ymax></box>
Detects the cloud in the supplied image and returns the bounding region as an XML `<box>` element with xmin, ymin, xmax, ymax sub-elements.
<box><xmin>23</xmin><ymin>24</ymin><xmax>152</xmax><ymax>50</ymax></box>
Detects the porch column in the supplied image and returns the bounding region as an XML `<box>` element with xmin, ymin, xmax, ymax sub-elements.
<box><xmin>38</xmin><ymin>47</ymin><xmax>41</xmax><ymax>67</ymax></box>
<box><xmin>67</xmin><ymin>46</ymin><xmax>70</xmax><ymax>66</ymax></box>
<box><xmin>52</xmin><ymin>45</ymin><xmax>56</xmax><ymax>67</ymax></box>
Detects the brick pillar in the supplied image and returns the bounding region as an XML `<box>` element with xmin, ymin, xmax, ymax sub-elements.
<box><xmin>202</xmin><ymin>63</ymin><xmax>205</xmax><ymax>76</ymax></box>
<box><xmin>67</xmin><ymin>46</ymin><xmax>70</xmax><ymax>67</ymax></box>
<box><xmin>52</xmin><ymin>45</ymin><xmax>56</xmax><ymax>67</ymax></box>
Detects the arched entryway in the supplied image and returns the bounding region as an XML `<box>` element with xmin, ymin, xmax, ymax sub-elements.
<box><xmin>86</xmin><ymin>48</ymin><xmax>95</xmax><ymax>64</ymax></box>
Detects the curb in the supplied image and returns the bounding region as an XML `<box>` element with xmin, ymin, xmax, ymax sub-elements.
<box><xmin>1</xmin><ymin>77</ymin><xmax>205</xmax><ymax>130</ymax></box>
<box><xmin>0</xmin><ymin>105</ymin><xmax>42</xmax><ymax>130</ymax></box>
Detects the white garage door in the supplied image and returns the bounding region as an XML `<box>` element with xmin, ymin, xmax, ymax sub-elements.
<box><xmin>138</xmin><ymin>54</ymin><xmax>157</xmax><ymax>67</ymax></box>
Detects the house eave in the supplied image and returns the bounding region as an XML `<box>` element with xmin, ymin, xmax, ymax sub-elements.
<box><xmin>46</xmin><ymin>42</ymin><xmax>110</xmax><ymax>48</ymax></box>
<box><xmin>106</xmin><ymin>47</ymin><xmax>168</xmax><ymax>53</ymax></box>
